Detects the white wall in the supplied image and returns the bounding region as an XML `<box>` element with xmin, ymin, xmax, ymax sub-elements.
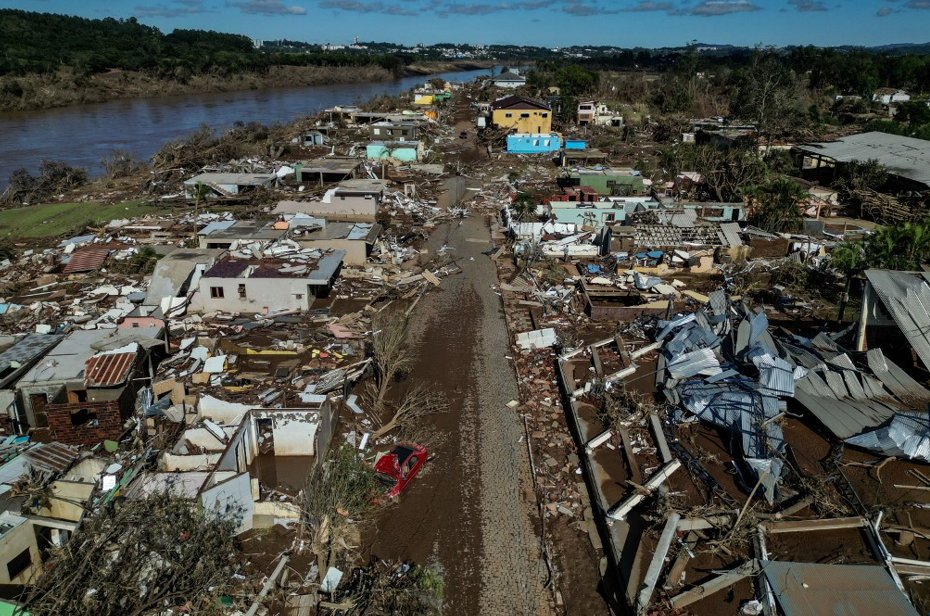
<box><xmin>269</xmin><ymin>411</ymin><xmax>319</xmax><ymax>456</ymax></box>
<box><xmin>195</xmin><ymin>277</ymin><xmax>311</xmax><ymax>314</ymax></box>
<box><xmin>0</xmin><ymin>515</ymin><xmax>40</xmax><ymax>584</ymax></box>
<box><xmin>162</xmin><ymin>452</ymin><xmax>221</xmax><ymax>472</ymax></box>
<box><xmin>201</xmin><ymin>472</ymin><xmax>254</xmax><ymax>535</ymax></box>
<box><xmin>199</xmin><ymin>395</ymin><xmax>253</xmax><ymax>425</ymax></box>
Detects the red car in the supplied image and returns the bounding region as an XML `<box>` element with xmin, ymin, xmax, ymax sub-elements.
<box><xmin>373</xmin><ymin>443</ymin><xmax>428</xmax><ymax>499</ymax></box>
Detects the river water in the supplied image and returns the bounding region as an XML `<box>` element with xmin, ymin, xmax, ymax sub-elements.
<box><xmin>0</xmin><ymin>67</ymin><xmax>489</xmax><ymax>186</ymax></box>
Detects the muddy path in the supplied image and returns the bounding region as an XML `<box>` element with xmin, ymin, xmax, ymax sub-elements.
<box><xmin>365</xmin><ymin>186</ymin><xmax>552</xmax><ymax>614</ymax></box>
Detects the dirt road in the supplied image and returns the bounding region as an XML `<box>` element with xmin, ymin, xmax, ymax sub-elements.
<box><xmin>367</xmin><ymin>203</ymin><xmax>553</xmax><ymax>614</ymax></box>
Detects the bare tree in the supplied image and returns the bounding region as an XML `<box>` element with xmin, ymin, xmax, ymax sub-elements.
<box><xmin>372</xmin><ymin>310</ymin><xmax>414</xmax><ymax>401</ymax></box>
<box><xmin>373</xmin><ymin>383</ymin><xmax>449</xmax><ymax>440</ymax></box>
<box><xmin>22</xmin><ymin>495</ymin><xmax>241</xmax><ymax>616</ymax></box>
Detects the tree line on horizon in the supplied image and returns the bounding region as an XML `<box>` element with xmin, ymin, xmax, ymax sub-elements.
<box><xmin>0</xmin><ymin>9</ymin><xmax>408</xmax><ymax>79</ymax></box>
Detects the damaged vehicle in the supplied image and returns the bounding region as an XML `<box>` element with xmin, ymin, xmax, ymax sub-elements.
<box><xmin>373</xmin><ymin>443</ymin><xmax>428</xmax><ymax>499</ymax></box>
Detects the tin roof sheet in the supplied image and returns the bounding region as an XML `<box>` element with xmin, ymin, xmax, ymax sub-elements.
<box><xmin>847</xmin><ymin>412</ymin><xmax>930</xmax><ymax>461</ymax></box>
<box><xmin>864</xmin><ymin>270</ymin><xmax>930</xmax><ymax>373</ymax></box>
<box><xmin>84</xmin><ymin>345</ymin><xmax>138</xmax><ymax>388</ymax></box>
<box><xmin>763</xmin><ymin>561</ymin><xmax>919</xmax><ymax>616</ymax></box>
<box><xmin>797</xmin><ymin>132</ymin><xmax>930</xmax><ymax>188</ymax></box>
<box><xmin>62</xmin><ymin>247</ymin><xmax>109</xmax><ymax>274</ymax></box>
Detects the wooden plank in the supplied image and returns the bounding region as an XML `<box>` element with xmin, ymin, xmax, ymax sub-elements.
<box><xmin>608</xmin><ymin>460</ymin><xmax>681</xmax><ymax>521</ymax></box>
<box><xmin>665</xmin><ymin>531</ymin><xmax>697</xmax><ymax>590</ymax></box>
<box><xmin>592</xmin><ymin>346</ymin><xmax>605</xmax><ymax>378</ymax></box>
<box><xmin>422</xmin><ymin>270</ymin><xmax>441</xmax><ymax>287</ymax></box>
<box><xmin>668</xmin><ymin>560</ymin><xmax>758</xmax><ymax>610</ymax></box>
<box><xmin>763</xmin><ymin>516</ymin><xmax>866</xmax><ymax>534</ymax></box>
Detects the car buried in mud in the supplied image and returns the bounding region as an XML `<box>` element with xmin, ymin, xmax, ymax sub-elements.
<box><xmin>373</xmin><ymin>443</ymin><xmax>428</xmax><ymax>499</ymax></box>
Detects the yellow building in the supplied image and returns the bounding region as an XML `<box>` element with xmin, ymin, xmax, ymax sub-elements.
<box><xmin>413</xmin><ymin>94</ymin><xmax>434</xmax><ymax>106</ymax></box>
<box><xmin>490</xmin><ymin>95</ymin><xmax>552</xmax><ymax>134</ymax></box>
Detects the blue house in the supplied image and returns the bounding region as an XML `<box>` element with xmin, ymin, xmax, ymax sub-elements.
<box><xmin>506</xmin><ymin>133</ymin><xmax>562</xmax><ymax>154</ymax></box>
<box><xmin>564</xmin><ymin>139</ymin><xmax>586</xmax><ymax>150</ymax></box>
<box><xmin>366</xmin><ymin>141</ymin><xmax>423</xmax><ymax>163</ymax></box>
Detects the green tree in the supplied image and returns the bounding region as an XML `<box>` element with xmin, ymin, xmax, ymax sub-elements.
<box><xmin>511</xmin><ymin>191</ymin><xmax>536</xmax><ymax>222</ymax></box>
<box><xmin>830</xmin><ymin>241</ymin><xmax>867</xmax><ymax>321</ymax></box>
<box><xmin>865</xmin><ymin>221</ymin><xmax>930</xmax><ymax>271</ymax></box>
<box><xmin>742</xmin><ymin>177</ymin><xmax>807</xmax><ymax>234</ymax></box>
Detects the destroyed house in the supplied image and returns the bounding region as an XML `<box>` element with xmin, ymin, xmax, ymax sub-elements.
<box><xmin>559</xmin><ymin>148</ymin><xmax>609</xmax><ymax>168</ymax></box>
<box><xmin>294</xmin><ymin>157</ymin><xmax>361</xmax><ymax>184</ymax></box>
<box><xmin>0</xmin><ymin>334</ymin><xmax>65</xmax><ymax>392</ymax></box>
<box><xmin>144</xmin><ymin>248</ymin><xmax>225</xmax><ymax>316</ymax></box>
<box><xmin>562</xmin><ymin>168</ymin><xmax>644</xmax><ymax>195</ymax></box>
<box><xmin>194</xmin><ymin>251</ymin><xmax>345</xmax><ymax>314</ymax></box>
<box><xmin>366</xmin><ymin>141</ymin><xmax>423</xmax><ymax>163</ymax></box>
<box><xmin>155</xmin><ymin>397</ymin><xmax>337</xmax><ymax>534</ymax></box>
<box><xmin>287</xmin><ymin>217</ymin><xmax>381</xmax><ymax>266</ymax></box>
<box><xmin>183</xmin><ymin>173</ymin><xmax>277</xmax><ymax>198</ymax></box>
<box><xmin>0</xmin><ymin>441</ymin><xmax>97</xmax><ymax>584</ymax></box>
<box><xmin>274</xmin><ymin>184</ymin><xmax>382</xmax><ymax>223</ymax></box>
<box><xmin>369</xmin><ymin>121</ymin><xmax>419</xmax><ymax>141</ymax></box>
<box><xmin>197</xmin><ymin>220</ymin><xmax>285</xmax><ymax>250</ymax></box>
<box><xmin>856</xmin><ymin>269</ymin><xmax>930</xmax><ymax>373</ymax></box>
<box><xmin>14</xmin><ymin>328</ymin><xmax>165</xmax><ymax>444</ymax></box>
<box><xmin>554</xmin><ymin>295</ymin><xmax>930</xmax><ymax>615</ymax></box>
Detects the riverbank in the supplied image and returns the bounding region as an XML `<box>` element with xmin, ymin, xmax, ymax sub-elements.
<box><xmin>0</xmin><ymin>61</ymin><xmax>495</xmax><ymax>112</ymax></box>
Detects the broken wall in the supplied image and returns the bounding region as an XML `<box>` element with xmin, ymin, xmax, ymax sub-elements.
<box><xmin>253</xmin><ymin>409</ymin><xmax>322</xmax><ymax>456</ymax></box>
<box><xmin>38</xmin><ymin>480</ymin><xmax>95</xmax><ymax>522</ymax></box>
<box><xmin>201</xmin><ymin>472</ymin><xmax>254</xmax><ymax>534</ymax></box>
<box><xmin>46</xmin><ymin>397</ymin><xmax>127</xmax><ymax>446</ymax></box>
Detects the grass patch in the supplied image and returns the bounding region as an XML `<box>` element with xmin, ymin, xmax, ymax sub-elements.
<box><xmin>0</xmin><ymin>200</ymin><xmax>173</xmax><ymax>238</ymax></box>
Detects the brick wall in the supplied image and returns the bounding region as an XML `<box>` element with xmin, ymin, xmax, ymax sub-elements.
<box><xmin>47</xmin><ymin>400</ymin><xmax>125</xmax><ymax>446</ymax></box>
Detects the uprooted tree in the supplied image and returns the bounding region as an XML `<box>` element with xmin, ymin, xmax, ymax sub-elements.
<box><xmin>373</xmin><ymin>383</ymin><xmax>449</xmax><ymax>440</ymax></box>
<box><xmin>22</xmin><ymin>495</ymin><xmax>241</xmax><ymax>616</ymax></box>
<box><xmin>371</xmin><ymin>310</ymin><xmax>414</xmax><ymax>401</ymax></box>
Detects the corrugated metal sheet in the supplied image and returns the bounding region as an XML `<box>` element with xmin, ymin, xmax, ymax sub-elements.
<box><xmin>763</xmin><ymin>561</ymin><xmax>920</xmax><ymax>616</ymax></box>
<box><xmin>847</xmin><ymin>412</ymin><xmax>930</xmax><ymax>462</ymax></box>
<box><xmin>867</xmin><ymin>348</ymin><xmax>930</xmax><ymax>405</ymax></box>
<box><xmin>22</xmin><ymin>442</ymin><xmax>79</xmax><ymax>474</ymax></box>
<box><xmin>794</xmin><ymin>373</ymin><xmax>895</xmax><ymax>439</ymax></box>
<box><xmin>62</xmin><ymin>247</ymin><xmax>109</xmax><ymax>273</ymax></box>
<box><xmin>719</xmin><ymin>222</ymin><xmax>743</xmax><ymax>247</ymax></box>
<box><xmin>666</xmin><ymin>348</ymin><xmax>721</xmax><ymax>379</ymax></box>
<box><xmin>84</xmin><ymin>349</ymin><xmax>137</xmax><ymax>387</ymax></box>
<box><xmin>797</xmin><ymin>131</ymin><xmax>930</xmax><ymax>188</ymax></box>
<box><xmin>865</xmin><ymin>270</ymin><xmax>930</xmax><ymax>373</ymax></box>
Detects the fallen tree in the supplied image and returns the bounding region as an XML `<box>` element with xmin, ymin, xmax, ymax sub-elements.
<box><xmin>22</xmin><ymin>495</ymin><xmax>242</xmax><ymax>616</ymax></box>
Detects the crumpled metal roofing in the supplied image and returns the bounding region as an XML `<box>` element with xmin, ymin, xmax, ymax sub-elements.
<box><xmin>62</xmin><ymin>247</ymin><xmax>109</xmax><ymax>274</ymax></box>
<box><xmin>846</xmin><ymin>412</ymin><xmax>930</xmax><ymax>462</ymax></box>
<box><xmin>84</xmin><ymin>343</ymin><xmax>138</xmax><ymax>388</ymax></box>
<box><xmin>762</xmin><ymin>561</ymin><xmax>919</xmax><ymax>616</ymax></box>
<box><xmin>864</xmin><ymin>269</ymin><xmax>930</xmax><ymax>373</ymax></box>
<box><xmin>784</xmin><ymin>340</ymin><xmax>930</xmax><ymax>440</ymax></box>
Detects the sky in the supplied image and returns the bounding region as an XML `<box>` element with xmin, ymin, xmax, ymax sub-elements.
<box><xmin>7</xmin><ymin>0</ymin><xmax>930</xmax><ymax>48</ymax></box>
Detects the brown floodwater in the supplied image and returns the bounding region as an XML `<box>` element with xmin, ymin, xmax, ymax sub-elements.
<box><xmin>0</xmin><ymin>68</ymin><xmax>489</xmax><ymax>187</ymax></box>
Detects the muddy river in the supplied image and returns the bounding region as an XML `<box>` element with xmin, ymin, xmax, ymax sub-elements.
<box><xmin>0</xmin><ymin>68</ymin><xmax>489</xmax><ymax>187</ymax></box>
